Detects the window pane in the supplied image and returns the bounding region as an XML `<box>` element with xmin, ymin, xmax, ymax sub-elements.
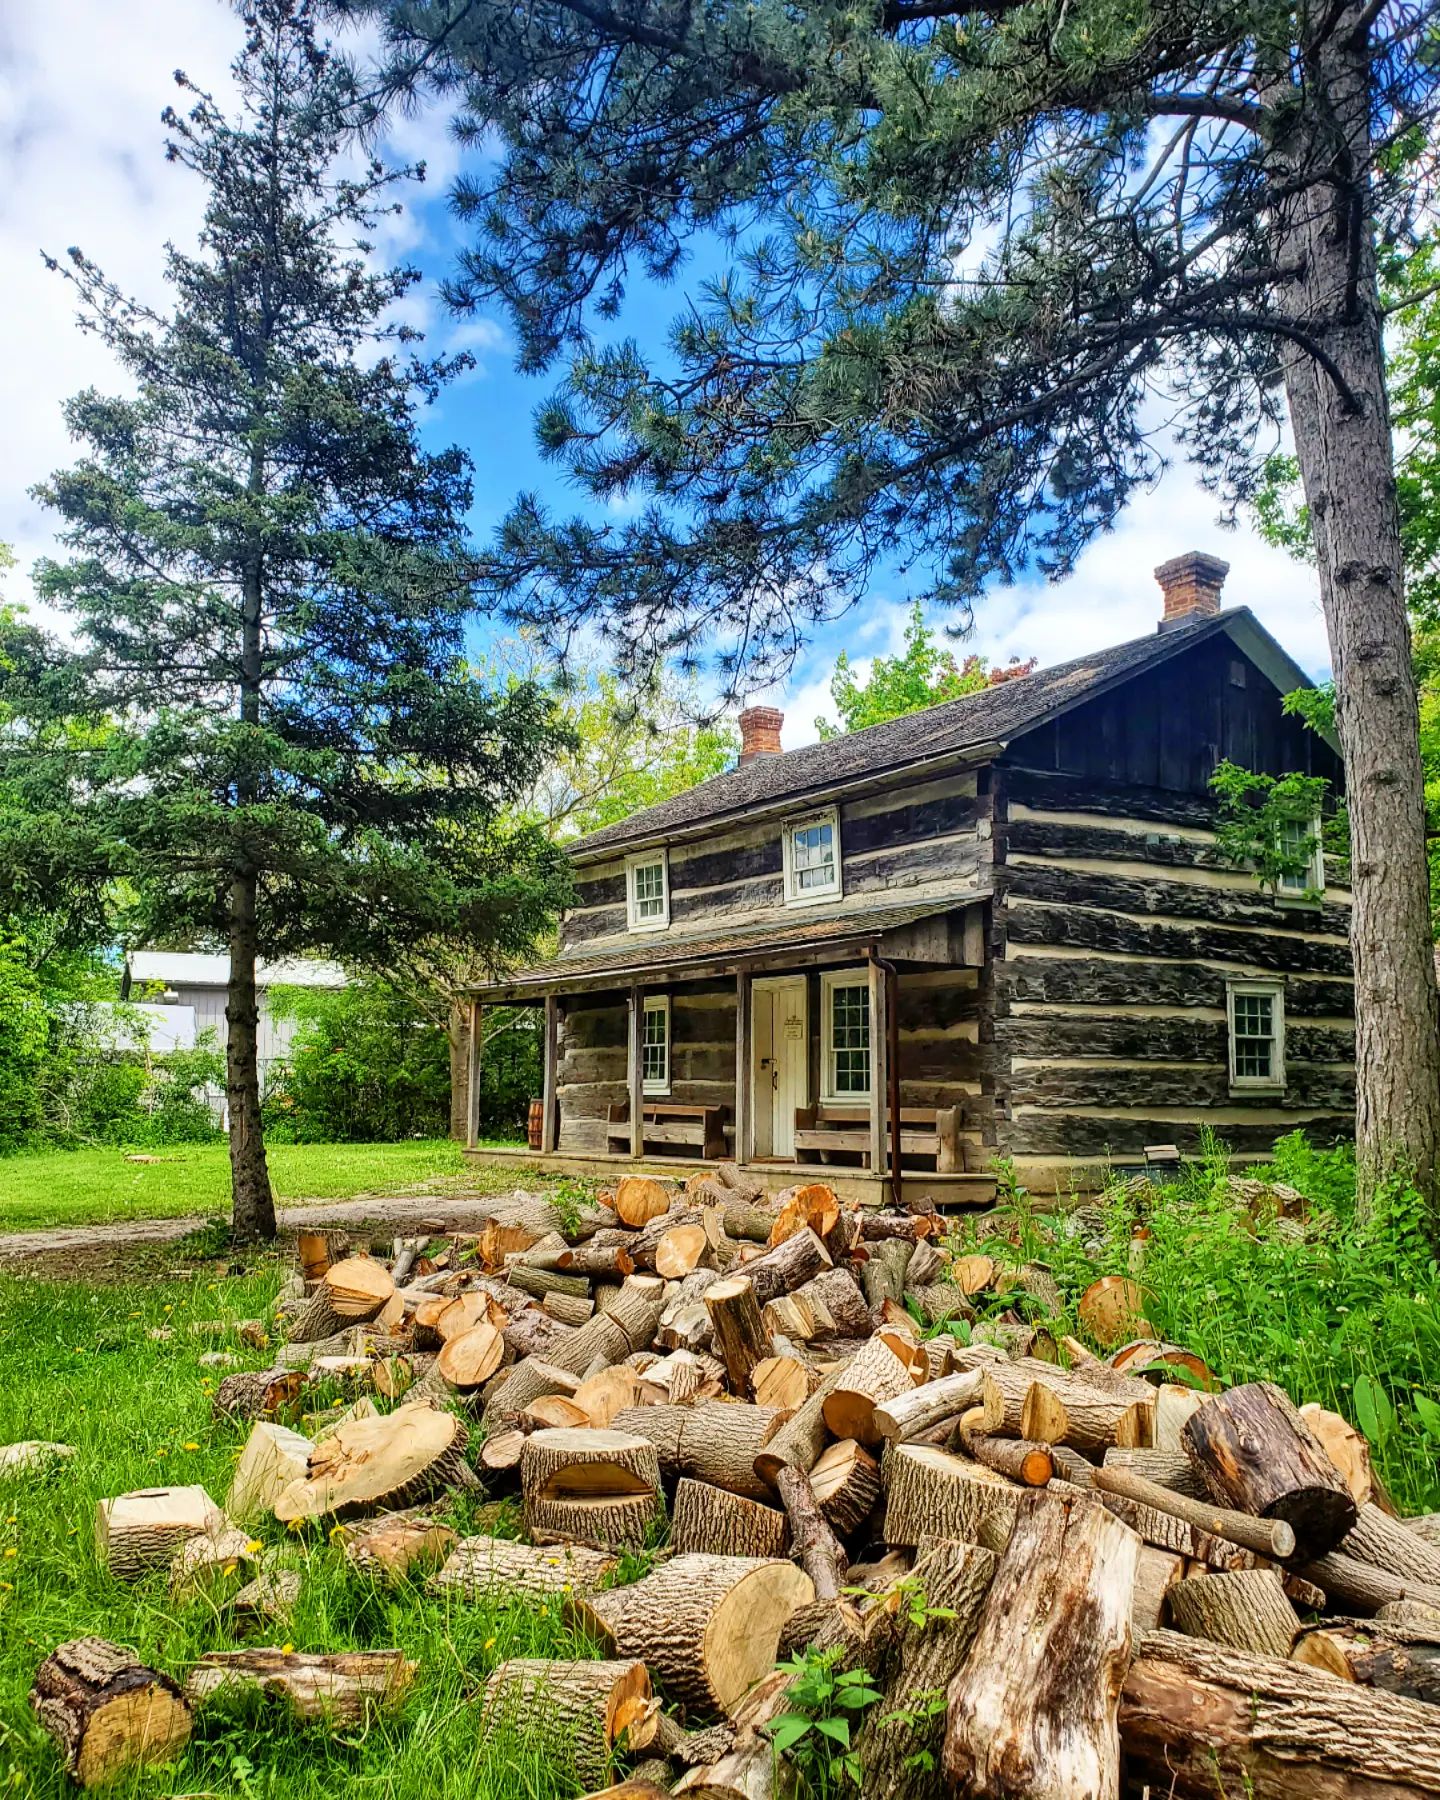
<box><xmin>642</xmin><ymin>1003</ymin><xmax>668</xmax><ymax>1087</ymax></box>
<box><xmin>830</xmin><ymin>983</ymin><xmax>870</xmax><ymax>1094</ymax></box>
<box><xmin>793</xmin><ymin>820</ymin><xmax>836</xmax><ymax>892</ymax></box>
<box><xmin>1233</xmin><ymin>992</ymin><xmax>1274</xmax><ymax>1080</ymax></box>
<box><xmin>633</xmin><ymin>862</ymin><xmax>665</xmax><ymax>918</ymax></box>
<box><xmin>1277</xmin><ymin>818</ymin><xmax>1315</xmax><ymax>894</ymax></box>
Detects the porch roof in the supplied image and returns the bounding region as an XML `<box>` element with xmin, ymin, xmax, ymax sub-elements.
<box><xmin>467</xmin><ymin>893</ymin><xmax>984</xmax><ymax>1002</ymax></box>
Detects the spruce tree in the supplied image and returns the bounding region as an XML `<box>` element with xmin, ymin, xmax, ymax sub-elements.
<box><xmin>1</xmin><ymin>0</ymin><xmax>570</xmax><ymax>1238</ymax></box>
<box><xmin>370</xmin><ymin>0</ymin><xmax>1440</xmax><ymax>1213</ymax></box>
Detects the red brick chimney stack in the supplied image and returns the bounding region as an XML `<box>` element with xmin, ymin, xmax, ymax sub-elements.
<box><xmin>738</xmin><ymin>704</ymin><xmax>785</xmax><ymax>763</ymax></box>
<box><xmin>1155</xmin><ymin>551</ymin><xmax>1230</xmax><ymax>632</ymax></box>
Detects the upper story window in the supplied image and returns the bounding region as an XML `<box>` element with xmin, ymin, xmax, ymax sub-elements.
<box><xmin>1275</xmin><ymin>813</ymin><xmax>1325</xmax><ymax>903</ymax></box>
<box><xmin>821</xmin><ymin>969</ymin><xmax>871</xmax><ymax>1101</ymax></box>
<box><xmin>1227</xmin><ymin>978</ymin><xmax>1285</xmax><ymax>1091</ymax></box>
<box><xmin>783</xmin><ymin>806</ymin><xmax>842</xmax><ymax>906</ymax></box>
<box><xmin>626</xmin><ymin>850</ymin><xmax>670</xmax><ymax>932</ymax></box>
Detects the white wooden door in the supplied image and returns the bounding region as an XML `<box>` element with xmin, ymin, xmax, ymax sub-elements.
<box><xmin>751</xmin><ymin>978</ymin><xmax>808</xmax><ymax>1159</ymax></box>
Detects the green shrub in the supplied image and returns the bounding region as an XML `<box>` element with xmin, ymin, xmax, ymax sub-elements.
<box><xmin>0</xmin><ymin>940</ymin><xmax>46</xmax><ymax>1152</ymax></box>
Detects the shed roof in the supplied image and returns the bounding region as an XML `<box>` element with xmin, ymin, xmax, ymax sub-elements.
<box><xmin>127</xmin><ymin>952</ymin><xmax>348</xmax><ymax>990</ymax></box>
<box><xmin>567</xmin><ymin>607</ymin><xmax>1319</xmax><ymax>860</ymax></box>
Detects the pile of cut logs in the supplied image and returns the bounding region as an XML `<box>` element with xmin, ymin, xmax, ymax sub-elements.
<box><xmin>27</xmin><ymin>1166</ymin><xmax>1440</xmax><ymax>1799</ymax></box>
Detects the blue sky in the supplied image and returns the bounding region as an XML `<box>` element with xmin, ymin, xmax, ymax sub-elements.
<box><xmin>0</xmin><ymin>0</ymin><xmax>1335</xmax><ymax>746</ymax></box>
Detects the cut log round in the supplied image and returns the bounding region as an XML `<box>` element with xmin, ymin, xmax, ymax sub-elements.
<box><xmin>873</xmin><ymin>1369</ymin><xmax>986</xmax><ymax>1444</ymax></box>
<box><xmin>435</xmin><ymin>1321</ymin><xmax>506</xmax><ymax>1391</ymax></box>
<box><xmin>1108</xmin><ymin>1340</ymin><xmax>1217</xmax><ymax>1388</ymax></box>
<box><xmin>791</xmin><ymin>1267</ymin><xmax>872</xmax><ymax>1339</ymax></box>
<box><xmin>672</xmin><ymin>1479</ymin><xmax>791</xmax><ymax>1559</ymax></box>
<box><xmin>571</xmin><ymin>1553</ymin><xmax>815</xmax><ymax>1718</ymax></box>
<box><xmin>522</xmin><ymin>1396</ymin><xmax>592</xmax><ymax>1431</ymax></box>
<box><xmin>30</xmin><ymin>1639</ymin><xmax>192</xmax><ymax>1789</ymax></box>
<box><xmin>96</xmin><ymin>1485</ymin><xmax>227</xmax><ymax>1580</ymax></box>
<box><xmin>479</xmin><ymin>1430</ymin><xmax>526</xmax><ymax>1475</ymax></box>
<box><xmin>614</xmin><ymin>1177</ymin><xmax>675</xmax><ymax>1229</ymax></box>
<box><xmin>1182</xmin><ymin>1380</ymin><xmax>1358</xmax><ymax>1560</ymax></box>
<box><xmin>1166</xmin><ymin>1568</ymin><xmax>1299</xmax><ymax>1657</ymax></box>
<box><xmin>1155</xmin><ymin>1382</ymin><xmax>1208</xmax><ymax>1450</ymax></box>
<box><xmin>809</xmin><ymin>1438</ymin><xmax>882</xmax><ymax>1537</ymax></box>
<box><xmin>212</xmin><ymin>1365</ymin><xmax>306</xmax><ymax>1422</ymax></box>
<box><xmin>480</xmin><ymin>1357</ymin><xmax>580</xmax><ymax>1435</ymax></box>
<box><xmin>1078</xmin><ymin>1275</ymin><xmax>1152</xmax><ymax>1347</ymax></box>
<box><xmin>1120</xmin><ymin>1628</ymin><xmax>1440</xmax><ymax>1800</ymax></box>
<box><xmin>522</xmin><ymin>1428</ymin><xmax>663</xmax><ymax>1548</ymax></box>
<box><xmin>768</xmin><ymin>1183</ymin><xmax>840</xmax><ymax>1247</ymax></box>
<box><xmin>1299</xmin><ymin>1403</ymin><xmax>1373</xmax><ymax>1507</ymax></box>
<box><xmin>227</xmin><ymin>1421</ymin><xmax>313</xmax><ymax>1523</ymax></box>
<box><xmin>274</xmin><ymin>1403</ymin><xmax>474</xmax><ymax>1521</ymax></box>
<box><xmin>882</xmin><ymin>1444</ymin><xmax>1021</xmax><ymax>1551</ymax></box>
<box><xmin>186</xmin><ymin>1648</ymin><xmax>416</xmax><ymax>1728</ymax></box>
<box><xmin>0</xmin><ymin>1441</ymin><xmax>74</xmax><ymax>1479</ymax></box>
<box><xmin>1293</xmin><ymin>1619</ymin><xmax>1440</xmax><ymax>1704</ymax></box>
<box><xmin>168</xmin><ymin>1524</ymin><xmax>256</xmax><ymax>1602</ymax></box>
<box><xmin>288</xmin><ymin>1256</ymin><xmax>395</xmax><ymax>1343</ymax></box>
<box><xmin>342</xmin><ymin>1512</ymin><xmax>457</xmax><ymax>1582</ymax></box>
<box><xmin>572</xmin><ymin>1366</ymin><xmax>648</xmax><ymax>1429</ymax></box>
<box><xmin>656</xmin><ymin>1224</ymin><xmax>711</xmax><ymax>1280</ymax></box>
<box><xmin>944</xmin><ymin>1489</ymin><xmax>1142</xmax><ymax>1800</ymax></box>
<box><xmin>705</xmin><ymin>1278</ymin><xmax>773</xmax><ymax>1394</ymax></box>
<box><xmin>856</xmin><ymin>1540</ymin><xmax>998</xmax><ymax>1800</ymax></box>
<box><xmin>297</xmin><ymin>1228</ymin><xmax>349</xmax><ymax>1284</ymax></box>
<box><xmin>525</xmin><ymin>1490</ymin><xmax>661</xmax><ymax>1551</ymax></box>
<box><xmin>750</xmin><ymin>1355</ymin><xmax>813</xmax><ymax>1413</ymax></box>
<box><xmin>431</xmin><ymin>1534</ymin><xmax>617</xmax><ymax>1599</ymax></box>
<box><xmin>821</xmin><ymin>1335</ymin><xmax>922</xmax><ymax>1448</ymax></box>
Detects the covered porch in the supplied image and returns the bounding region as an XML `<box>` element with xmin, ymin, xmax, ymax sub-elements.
<box><xmin>464</xmin><ymin>898</ymin><xmax>998</xmax><ymax>1209</ymax></box>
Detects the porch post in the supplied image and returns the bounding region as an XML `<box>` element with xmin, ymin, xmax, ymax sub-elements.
<box><xmin>465</xmin><ymin>996</ymin><xmax>483</xmax><ymax>1150</ymax></box>
<box><xmin>867</xmin><ymin>958</ymin><xmax>888</xmax><ymax>1178</ymax></box>
<box><xmin>627</xmin><ymin>985</ymin><xmax>645</xmax><ymax>1160</ymax></box>
<box><xmin>540</xmin><ymin>994</ymin><xmax>560</xmax><ymax>1154</ymax></box>
<box><xmin>734</xmin><ymin>970</ymin><xmax>752</xmax><ymax>1167</ymax></box>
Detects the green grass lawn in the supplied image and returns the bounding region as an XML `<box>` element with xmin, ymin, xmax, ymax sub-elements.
<box><xmin>0</xmin><ymin>1141</ymin><xmax>528</xmax><ymax>1234</ymax></box>
<box><xmin>0</xmin><ymin>1263</ymin><xmax>593</xmax><ymax>1798</ymax></box>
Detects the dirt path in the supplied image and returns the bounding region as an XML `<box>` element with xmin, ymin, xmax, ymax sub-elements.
<box><xmin>0</xmin><ymin>1192</ymin><xmax>530</xmax><ymax>1264</ymax></box>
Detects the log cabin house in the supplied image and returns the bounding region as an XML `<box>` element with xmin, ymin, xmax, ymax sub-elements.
<box><xmin>465</xmin><ymin>553</ymin><xmax>1352</xmax><ymax>1203</ymax></box>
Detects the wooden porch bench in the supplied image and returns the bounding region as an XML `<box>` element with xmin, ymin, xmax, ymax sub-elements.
<box><xmin>606</xmin><ymin>1101</ymin><xmax>730</xmax><ymax>1161</ymax></box>
<box><xmin>794</xmin><ymin>1103</ymin><xmax>961</xmax><ymax>1172</ymax></box>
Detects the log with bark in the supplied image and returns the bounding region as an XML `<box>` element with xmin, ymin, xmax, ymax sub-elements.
<box><xmin>618</xmin><ymin>1402</ymin><xmax>784</xmax><ymax>1503</ymax></box>
<box><xmin>872</xmin><ymin>1369</ymin><xmax>987</xmax><ymax>1445</ymax></box>
<box><xmin>570</xmin><ymin>1553</ymin><xmax>814</xmax><ymax>1719</ymax></box>
<box><xmin>860</xmin><ymin>1237</ymin><xmax>914</xmax><ymax>1311</ymax></box>
<box><xmin>705</xmin><ymin>1278</ymin><xmax>773</xmax><ymax>1394</ymax></box>
<box><xmin>30</xmin><ymin>1639</ymin><xmax>192</xmax><ymax>1789</ymax></box>
<box><xmin>521</xmin><ymin>1427</ymin><xmax>664</xmax><ymax>1550</ymax></box>
<box><xmin>1181</xmin><ymin>1380</ymin><xmax>1357</xmax><ymax>1560</ymax></box>
<box><xmin>288</xmin><ymin>1256</ymin><xmax>396</xmax><ymax>1343</ymax></box>
<box><xmin>342</xmin><ymin>1512</ymin><xmax>457</xmax><ymax>1582</ymax></box>
<box><xmin>882</xmin><ymin>1444</ymin><xmax>1021</xmax><ymax>1551</ymax></box>
<box><xmin>545</xmin><ymin>1278</ymin><xmax>668</xmax><ymax>1378</ymax></box>
<box><xmin>211</xmin><ymin>1365</ymin><xmax>306</xmax><ymax>1422</ymax></box>
<box><xmin>1339</xmin><ymin>1500</ymin><xmax>1440</xmax><ymax>1584</ymax></box>
<box><xmin>943</xmin><ymin>1488</ymin><xmax>1141</xmax><ymax>1800</ymax></box>
<box><xmin>614</xmin><ymin>1177</ymin><xmax>676</xmax><ymax>1229</ymax></box>
<box><xmin>430</xmin><ymin>1534</ymin><xmax>618</xmax><ymax>1600</ymax></box>
<box><xmin>821</xmin><ymin>1335</ymin><xmax>925</xmax><ymax>1448</ymax></box>
<box><xmin>1093</xmin><ymin>1464</ymin><xmax>1297</xmax><ymax>1560</ymax></box>
<box><xmin>672</xmin><ymin>1479</ymin><xmax>791</xmax><ymax>1560</ymax></box>
<box><xmin>956</xmin><ymin>1429</ymin><xmax>1055</xmax><ymax>1487</ymax></box>
<box><xmin>791</xmin><ymin>1267</ymin><xmax>873</xmax><ymax>1340</ymax></box>
<box><xmin>186</xmin><ymin>1648</ymin><xmax>416</xmax><ymax>1728</ymax></box>
<box><xmin>1292</xmin><ymin>1616</ymin><xmax>1440</xmax><ymax>1704</ymax></box>
<box><xmin>775</xmin><ymin>1465</ymin><xmax>848</xmax><ymax>1600</ymax></box>
<box><xmin>1166</xmin><ymin>1568</ymin><xmax>1300</xmax><ymax>1657</ymax></box>
<box><xmin>95</xmin><ymin>1485</ymin><xmax>228</xmax><ymax>1580</ymax></box>
<box><xmin>480</xmin><ymin>1656</ymin><xmax>656</xmax><ymax>1790</ymax></box>
<box><xmin>274</xmin><ymin>1403</ymin><xmax>475</xmax><ymax>1522</ymax></box>
<box><xmin>669</xmin><ymin>1667</ymin><xmax>794</xmax><ymax>1800</ymax></box>
<box><xmin>736</xmin><ymin>1228</ymin><xmax>833</xmax><ymax>1306</ymax></box>
<box><xmin>809</xmin><ymin>1438</ymin><xmax>882</xmax><ymax>1537</ymax></box>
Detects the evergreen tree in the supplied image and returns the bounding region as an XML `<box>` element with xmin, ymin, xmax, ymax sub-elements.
<box><xmin>368</xmin><ymin>0</ymin><xmax>1440</xmax><ymax>1214</ymax></box>
<box><xmin>0</xmin><ymin>0</ymin><xmax>570</xmax><ymax>1237</ymax></box>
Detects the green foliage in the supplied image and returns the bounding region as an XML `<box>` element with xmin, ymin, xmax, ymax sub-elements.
<box><xmin>1209</xmin><ymin>760</ymin><xmax>1347</xmax><ymax>896</ymax></box>
<box><xmin>767</xmin><ymin>1647</ymin><xmax>884</xmax><ymax>1795</ymax></box>
<box><xmin>0</xmin><ymin>940</ymin><xmax>47</xmax><ymax>1153</ymax></box>
<box><xmin>817</xmin><ymin>602</ymin><xmax>1033</xmax><ymax>739</ymax></box>
<box><xmin>967</xmin><ymin>1130</ymin><xmax>1440</xmax><ymax>1513</ymax></box>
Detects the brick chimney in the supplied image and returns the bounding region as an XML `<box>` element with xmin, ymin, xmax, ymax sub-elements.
<box><xmin>1155</xmin><ymin>551</ymin><xmax>1230</xmax><ymax>631</ymax></box>
<box><xmin>738</xmin><ymin>704</ymin><xmax>785</xmax><ymax>763</ymax></box>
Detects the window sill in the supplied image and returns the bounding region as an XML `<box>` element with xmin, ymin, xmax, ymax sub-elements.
<box><xmin>1229</xmin><ymin>1083</ymin><xmax>1286</xmax><ymax>1099</ymax></box>
<box><xmin>642</xmin><ymin>1084</ymin><xmax>672</xmax><ymax>1099</ymax></box>
<box><xmin>820</xmin><ymin>1092</ymin><xmax>873</xmax><ymax>1106</ymax></box>
<box><xmin>627</xmin><ymin>916</ymin><xmax>671</xmax><ymax>934</ymax></box>
<box><xmin>1274</xmin><ymin>895</ymin><xmax>1323</xmax><ymax>912</ymax></box>
<box><xmin>784</xmin><ymin>887</ymin><xmax>843</xmax><ymax>909</ymax></box>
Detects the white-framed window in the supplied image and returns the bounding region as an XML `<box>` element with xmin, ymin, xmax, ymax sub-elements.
<box><xmin>1227</xmin><ymin>979</ymin><xmax>1285</xmax><ymax>1091</ymax></box>
<box><xmin>1275</xmin><ymin>813</ymin><xmax>1326</xmax><ymax>902</ymax></box>
<box><xmin>821</xmin><ymin>969</ymin><xmax>871</xmax><ymax>1101</ymax></box>
<box><xmin>626</xmin><ymin>849</ymin><xmax>670</xmax><ymax>931</ymax></box>
<box><xmin>640</xmin><ymin>994</ymin><xmax>671</xmax><ymax>1096</ymax></box>
<box><xmin>783</xmin><ymin>806</ymin><xmax>842</xmax><ymax>906</ymax></box>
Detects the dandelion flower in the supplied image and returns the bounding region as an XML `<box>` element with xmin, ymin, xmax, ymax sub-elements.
<box><xmin>183</xmin><ymin>1442</ymin><xmax>200</xmax><ymax>1452</ymax></box>
<box><xmin>246</xmin><ymin>1539</ymin><xmax>263</xmax><ymax>1555</ymax></box>
<box><xmin>281</xmin><ymin>1642</ymin><xmax>294</xmax><ymax>1656</ymax></box>
<box><xmin>483</xmin><ymin>1636</ymin><xmax>496</xmax><ymax>1651</ymax></box>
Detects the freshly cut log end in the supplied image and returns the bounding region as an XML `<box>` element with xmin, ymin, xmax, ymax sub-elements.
<box><xmin>435</xmin><ymin>1321</ymin><xmax>506</xmax><ymax>1391</ymax></box>
<box><xmin>342</xmin><ymin>1513</ymin><xmax>457</xmax><ymax>1582</ymax></box>
<box><xmin>1077</xmin><ymin>1275</ymin><xmax>1151</xmax><ymax>1347</ymax></box>
<box><xmin>672</xmin><ymin>1480</ymin><xmax>791</xmax><ymax>1560</ymax></box>
<box><xmin>882</xmin><ymin>1444</ymin><xmax>1020</xmax><ymax>1552</ymax></box>
<box><xmin>750</xmin><ymin>1355</ymin><xmax>813</xmax><ymax>1413</ymax></box>
<box><xmin>227</xmin><ymin>1421</ymin><xmax>313</xmax><ymax>1523</ymax></box>
<box><xmin>96</xmin><ymin>1485</ymin><xmax>228</xmax><ymax>1580</ymax></box>
<box><xmin>431</xmin><ymin>1535</ymin><xmax>618</xmax><ymax>1600</ymax></box>
<box><xmin>30</xmin><ymin>1639</ymin><xmax>192</xmax><ymax>1789</ymax></box>
<box><xmin>1167</xmin><ymin>1569</ymin><xmax>1299</xmax><ymax>1658</ymax></box>
<box><xmin>1182</xmin><ymin>1380</ymin><xmax>1358</xmax><ymax>1560</ymax></box>
<box><xmin>809</xmin><ymin>1439</ymin><xmax>881</xmax><ymax>1538</ymax></box>
<box><xmin>288</xmin><ymin>1256</ymin><xmax>396</xmax><ymax>1343</ymax></box>
<box><xmin>821</xmin><ymin>1335</ymin><xmax>920</xmax><ymax>1448</ymax></box>
<box><xmin>482</xmin><ymin>1656</ymin><xmax>655</xmax><ymax>1791</ymax></box>
<box><xmin>274</xmin><ymin>1403</ymin><xmax>472</xmax><ymax>1522</ymax></box>
<box><xmin>186</xmin><ymin>1648</ymin><xmax>416</xmax><ymax>1728</ymax></box>
<box><xmin>212</xmin><ymin>1365</ymin><xmax>306</xmax><ymax>1423</ymax></box>
<box><xmin>614</xmin><ymin>1177</ymin><xmax>675</xmax><ymax>1229</ymax></box>
<box><xmin>571</xmin><ymin>1553</ymin><xmax>815</xmax><ymax>1719</ymax></box>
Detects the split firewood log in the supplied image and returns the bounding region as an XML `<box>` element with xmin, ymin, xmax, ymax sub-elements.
<box><xmin>96</xmin><ymin>1485</ymin><xmax>228</xmax><ymax>1580</ymax></box>
<box><xmin>907</xmin><ymin>1283</ymin><xmax>976</xmax><ymax>1328</ymax></box>
<box><xmin>950</xmin><ymin>1253</ymin><xmax>997</xmax><ymax>1295</ymax></box>
<box><xmin>1406</xmin><ymin>1513</ymin><xmax>1440</xmax><ymax>1549</ymax></box>
<box><xmin>669</xmin><ymin>1668</ymin><xmax>792</xmax><ymax>1799</ymax></box>
<box><xmin>1154</xmin><ymin>1381</ymin><xmax>1208</xmax><ymax>1450</ymax></box>
<box><xmin>570</xmin><ymin>1553</ymin><xmax>815</xmax><ymax>1718</ymax></box>
<box><xmin>1293</xmin><ymin>1616</ymin><xmax>1440</xmax><ymax>1704</ymax></box>
<box><xmin>705</xmin><ymin>1278</ymin><xmax>773</xmax><ymax>1393</ymax></box>
<box><xmin>1132</xmin><ymin>1544</ymin><xmax>1184</xmax><ymax>1632</ymax></box>
<box><xmin>975</xmin><ymin>1363</ymin><xmax>1153</xmax><ymax>1455</ymax></box>
<box><xmin>518</xmin><ymin>1395</ymin><xmax>592</xmax><ymax>1431</ymax></box>
<box><xmin>790</xmin><ymin>1267</ymin><xmax>872</xmax><ymax>1339</ymax></box>
<box><xmin>480</xmin><ymin>1357</ymin><xmax>581</xmax><ymax>1435</ymax></box>
<box><xmin>1121</xmin><ymin>1629</ymin><xmax>1440</xmax><ymax>1800</ymax></box>
<box><xmin>872</xmin><ymin>1369</ymin><xmax>987</xmax><ymax>1444</ymax></box>
<box><xmin>0</xmin><ymin>1441</ymin><xmax>74</xmax><ymax>1479</ymax></box>
<box><xmin>30</xmin><ymin>1639</ymin><xmax>192</xmax><ymax>1789</ymax></box>
<box><xmin>1299</xmin><ymin>1403</ymin><xmax>1373</xmax><ymax>1507</ymax></box>
<box><xmin>750</xmin><ymin>1354</ymin><xmax>814</xmax><ymax>1412</ymax></box>
<box><xmin>768</xmin><ymin>1183</ymin><xmax>840</xmax><ymax>1247</ymax></box>
<box><xmin>1166</xmin><ymin>1568</ymin><xmax>1300</xmax><ymax>1658</ymax></box>
<box><xmin>775</xmin><ymin>1465</ymin><xmax>848</xmax><ymax>1600</ymax></box>
<box><xmin>187</xmin><ymin>1648</ymin><xmax>416</xmax><ymax>1728</ymax></box>
<box><xmin>212</xmin><ymin>1365</ymin><xmax>306</xmax><ymax>1422</ymax></box>
<box><xmin>655</xmin><ymin>1223</ymin><xmax>712</xmax><ymax>1279</ymax></box>
<box><xmin>571</xmin><ymin>1365</ymin><xmax>651</xmax><ymax>1428</ymax></box>
<box><xmin>274</xmin><ymin>1403</ymin><xmax>475</xmax><ymax>1522</ymax></box>
<box><xmin>342</xmin><ymin>1512</ymin><xmax>457</xmax><ymax>1582</ymax></box>
<box><xmin>431</xmin><ymin>1534</ymin><xmax>617</xmax><ymax>1600</ymax></box>
<box><xmin>821</xmin><ymin>1335</ymin><xmax>926</xmax><ymax>1448</ymax></box>
<box><xmin>734</xmin><ymin>1228</ymin><xmax>832</xmax><ymax>1306</ymax></box>
<box><xmin>944</xmin><ymin>1489</ymin><xmax>1141</xmax><ymax>1800</ymax></box>
<box><xmin>564</xmin><ymin>1239</ymin><xmax>638</xmax><ymax>1279</ymax></box>
<box><xmin>809</xmin><ymin>1439</ymin><xmax>881</xmax><ymax>1537</ymax></box>
<box><xmin>582</xmin><ymin>1779</ymin><xmax>670</xmax><ymax>1800</ymax></box>
<box><xmin>521</xmin><ymin>1428</ymin><xmax>663</xmax><ymax>1549</ymax></box>
<box><xmin>672</xmin><ymin>1479</ymin><xmax>791</xmax><ymax>1560</ymax></box>
<box><xmin>168</xmin><ymin>1524</ymin><xmax>257</xmax><ymax>1602</ymax></box>
<box><xmin>617</xmin><ymin>1402</ymin><xmax>783</xmax><ymax>1503</ymax></box>
<box><xmin>856</xmin><ymin>1540</ymin><xmax>998</xmax><ymax>1800</ymax></box>
<box><xmin>297</xmin><ymin>1229</ymin><xmax>349</xmax><ymax>1284</ymax></box>
<box><xmin>903</xmin><ymin>1237</ymin><xmax>947</xmax><ymax>1288</ymax></box>
<box><xmin>1182</xmin><ymin>1380</ymin><xmax>1357</xmax><ymax>1560</ymax></box>
<box><xmin>227</xmin><ymin>1421</ymin><xmax>312</xmax><ymax>1522</ymax></box>
<box><xmin>753</xmin><ymin>1359</ymin><xmax>856</xmax><ymax>1486</ymax></box>
<box><xmin>860</xmin><ymin>1237</ymin><xmax>914</xmax><ymax>1311</ymax></box>
<box><xmin>614</xmin><ymin>1176</ymin><xmax>675</xmax><ymax>1229</ymax></box>
<box><xmin>882</xmin><ymin>1444</ymin><xmax>1021</xmax><ymax>1551</ymax></box>
<box><xmin>859</xmin><ymin>1211</ymin><xmax>938</xmax><ymax>1243</ymax></box>
<box><xmin>288</xmin><ymin>1257</ymin><xmax>395</xmax><ymax>1344</ymax></box>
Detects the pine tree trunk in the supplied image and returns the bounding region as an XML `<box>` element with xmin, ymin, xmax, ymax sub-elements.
<box><xmin>1272</xmin><ymin>5</ymin><xmax>1440</xmax><ymax>1215</ymax></box>
<box><xmin>227</xmin><ymin>871</ymin><xmax>277</xmax><ymax>1241</ymax></box>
